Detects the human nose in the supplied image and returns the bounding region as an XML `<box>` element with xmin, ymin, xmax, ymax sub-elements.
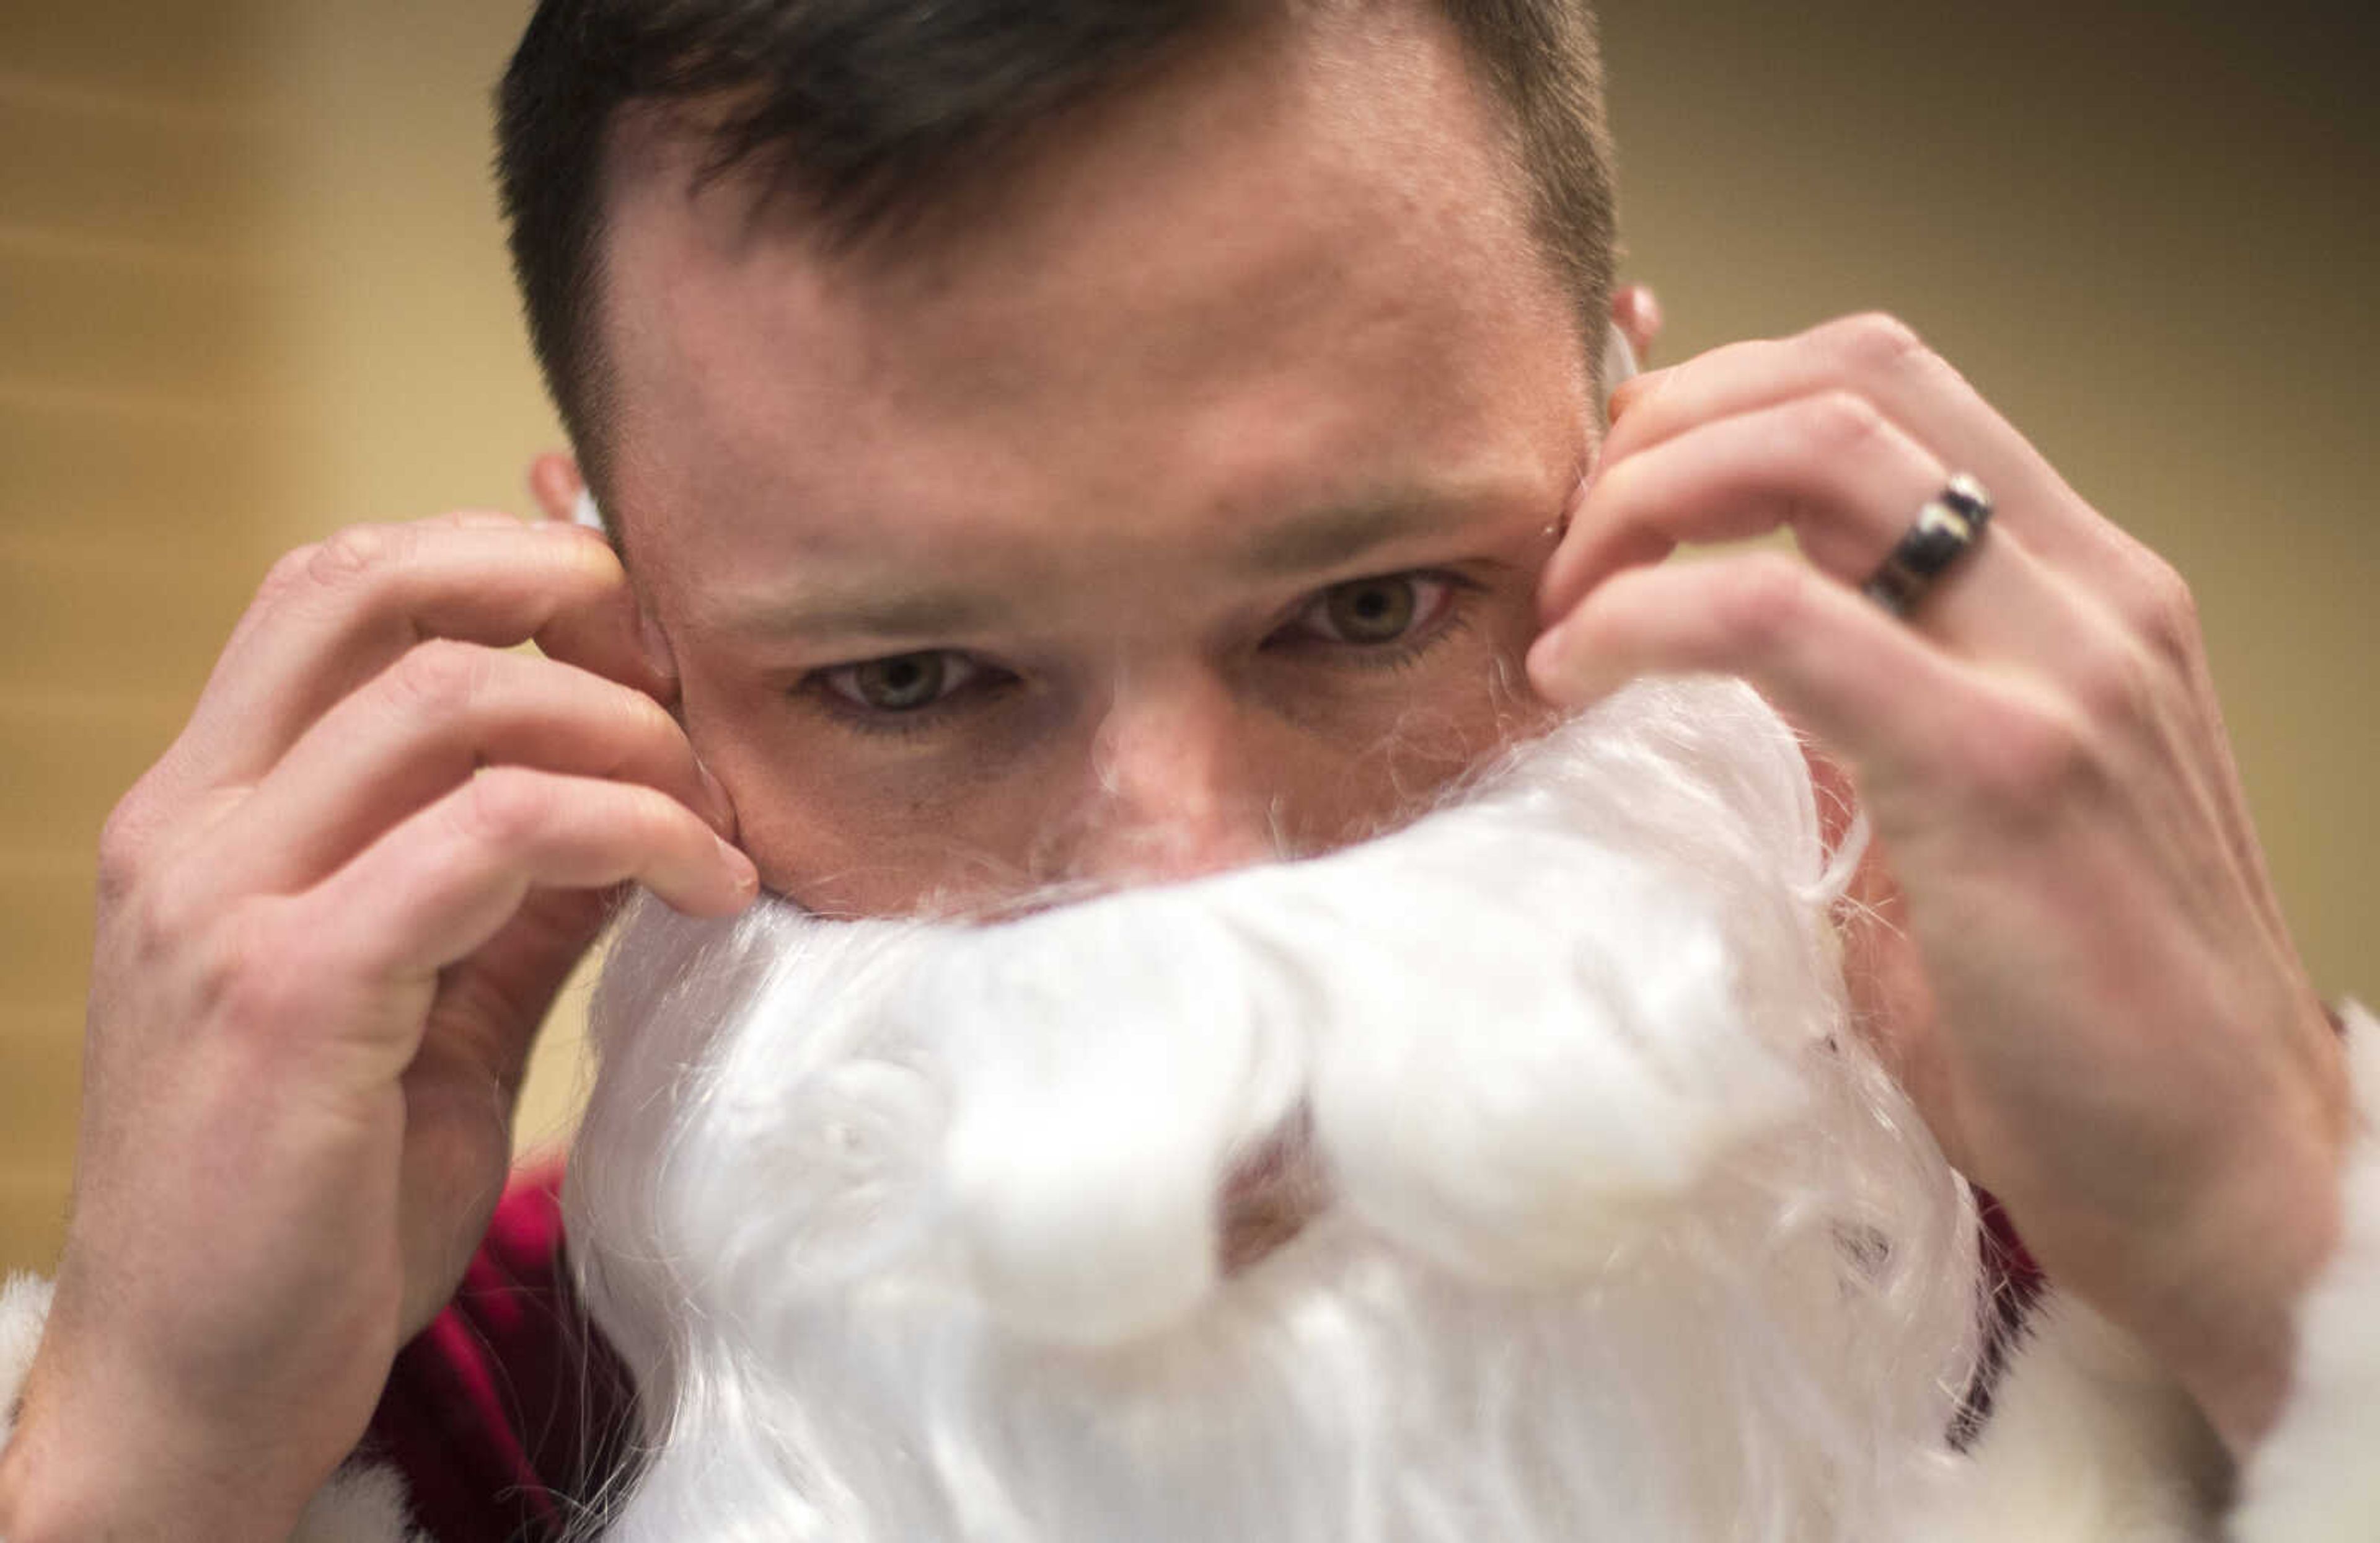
<box><xmin>1064</xmin><ymin>663</ymin><xmax>1277</xmax><ymax>886</ymax></box>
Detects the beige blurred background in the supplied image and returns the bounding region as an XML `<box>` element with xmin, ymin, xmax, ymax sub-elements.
<box><xmin>2</xmin><ymin>1</ymin><xmax>2372</xmax><ymax>1271</ymax></box>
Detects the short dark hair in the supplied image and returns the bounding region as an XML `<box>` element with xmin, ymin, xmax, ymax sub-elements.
<box><xmin>496</xmin><ymin>0</ymin><xmax>1616</xmax><ymax>476</ymax></box>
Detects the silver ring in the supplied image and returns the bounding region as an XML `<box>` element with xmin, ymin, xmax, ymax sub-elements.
<box><xmin>1861</xmin><ymin>474</ymin><xmax>1994</xmax><ymax>617</ymax></box>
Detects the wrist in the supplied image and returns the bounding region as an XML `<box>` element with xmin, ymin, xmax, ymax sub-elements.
<box><xmin>0</xmin><ymin>1417</ymin><xmax>129</xmax><ymax>1543</ymax></box>
<box><xmin>0</xmin><ymin>1332</ymin><xmax>320</xmax><ymax>1543</ymax></box>
<box><xmin>2140</xmin><ymin>1120</ymin><xmax>2348</xmax><ymax>1456</ymax></box>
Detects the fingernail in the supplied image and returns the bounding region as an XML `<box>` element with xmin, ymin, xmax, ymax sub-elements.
<box><xmin>717</xmin><ymin>839</ymin><xmax>760</xmax><ymax>904</ymax></box>
<box><xmin>1606</xmin><ymin>366</ymin><xmax>1674</xmax><ymax>426</ymax></box>
<box><xmin>545</xmin><ymin>520</ymin><xmax>617</xmax><ymax>557</ymax></box>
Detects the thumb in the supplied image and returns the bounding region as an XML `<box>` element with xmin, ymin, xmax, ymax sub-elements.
<box><xmin>395</xmin><ymin>885</ymin><xmax>617</xmax><ymax>1333</ymax></box>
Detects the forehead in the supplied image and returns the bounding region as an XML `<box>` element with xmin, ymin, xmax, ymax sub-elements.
<box><xmin>597</xmin><ymin>0</ymin><xmax>1588</xmax><ymax>611</ymax></box>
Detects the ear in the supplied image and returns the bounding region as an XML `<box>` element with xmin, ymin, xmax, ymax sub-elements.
<box><xmin>1609</xmin><ymin>283</ymin><xmax>1665</xmax><ymax>366</ymax></box>
<box><xmin>527</xmin><ymin>451</ymin><xmax>587</xmax><ymax>524</ymax></box>
<box><xmin>1593</xmin><ymin>285</ymin><xmax>1660</xmax><ymax>431</ymax></box>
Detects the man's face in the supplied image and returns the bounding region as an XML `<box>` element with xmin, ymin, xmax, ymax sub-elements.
<box><xmin>598</xmin><ymin>1</ymin><xmax>1593</xmax><ymax>916</ymax></box>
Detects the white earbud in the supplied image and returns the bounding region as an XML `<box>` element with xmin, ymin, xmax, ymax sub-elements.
<box><xmin>572</xmin><ymin>487</ymin><xmax>608</xmax><ymax>534</ymax></box>
<box><xmin>1598</xmin><ymin>321</ymin><xmax>1640</xmax><ymax>414</ymax></box>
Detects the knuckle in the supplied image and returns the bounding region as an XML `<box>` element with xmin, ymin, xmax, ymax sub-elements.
<box><xmin>1823</xmin><ymin>311</ymin><xmax>1931</xmax><ymax>374</ymax></box>
<box><xmin>389</xmin><ymin>637</ymin><xmax>496</xmax><ymax>717</ymax></box>
<box><xmin>605</xmin><ymin>780</ymin><xmax>680</xmax><ymax>847</ymax></box>
<box><xmin>604</xmin><ymin>782</ymin><xmax>690</xmax><ymax>862</ymax></box>
<box><xmin>615</xmin><ymin>687</ymin><xmax>686</xmax><ymax>759</ymax></box>
<box><xmin>1589</xmin><ymin>448</ymin><xmax>1653</xmax><ymax>515</ymax></box>
<box><xmin>2122</xmin><ymin>552</ymin><xmax>2202</xmax><ymax>661</ymax></box>
<box><xmin>94</xmin><ymin>790</ymin><xmax>158</xmax><ymax>903</ymax></box>
<box><xmin>306</xmin><ymin>523</ymin><xmax>408</xmax><ymax>590</ymax></box>
<box><xmin>454</xmin><ymin>767</ymin><xmax>554</xmax><ymax>849</ymax></box>
<box><xmin>2068</xmin><ymin>634</ymin><xmax>2163</xmax><ymax>730</ymax></box>
<box><xmin>1801</xmin><ymin>389</ymin><xmax>1891</xmax><ymax>455</ymax></box>
<box><xmin>254</xmin><ymin>542</ymin><xmax>323</xmax><ymax>608</ymax></box>
<box><xmin>137</xmin><ymin>862</ymin><xmax>213</xmax><ymax>948</ymax></box>
<box><xmin>1963</xmin><ymin>704</ymin><xmax>2105</xmax><ymax>810</ymax></box>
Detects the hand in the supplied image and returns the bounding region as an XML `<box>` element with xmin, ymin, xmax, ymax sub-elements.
<box><xmin>0</xmin><ymin>515</ymin><xmax>757</xmax><ymax>1540</ymax></box>
<box><xmin>1528</xmin><ymin>312</ymin><xmax>2351</xmax><ymax>1455</ymax></box>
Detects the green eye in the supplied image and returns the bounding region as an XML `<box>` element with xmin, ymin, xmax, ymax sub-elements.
<box><xmin>1275</xmin><ymin>571</ymin><xmax>1466</xmax><ymax>661</ymax></box>
<box><xmin>825</xmin><ymin>651</ymin><xmax>975</xmax><ymax>713</ymax></box>
<box><xmin>1324</xmin><ymin>577</ymin><xmax>1419</xmax><ymax>643</ymax></box>
<box><xmin>855</xmin><ymin>654</ymin><xmax>943</xmax><ymax>710</ymax></box>
<box><xmin>1317</xmin><ymin>575</ymin><xmax>1425</xmax><ymax>644</ymax></box>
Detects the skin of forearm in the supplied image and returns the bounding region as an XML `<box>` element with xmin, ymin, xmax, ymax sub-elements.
<box><xmin>0</xmin><ymin>1342</ymin><xmax>320</xmax><ymax>1543</ymax></box>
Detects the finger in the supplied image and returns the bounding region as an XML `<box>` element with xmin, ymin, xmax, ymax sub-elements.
<box><xmin>171</xmin><ymin>508</ymin><xmax>532</xmax><ymax>716</ymax></box>
<box><xmin>452</xmin><ymin>487</ymin><xmax>673</xmax><ymax>714</ymax></box>
<box><xmin>195</xmin><ymin>642</ymin><xmax>731</xmax><ymax>897</ymax></box>
<box><xmin>1528</xmin><ymin>550</ymin><xmax>1996</xmax><ymax>799</ymax></box>
<box><xmin>422</xmin><ymin>886</ymin><xmax>619</xmax><ymax>1102</ymax></box>
<box><xmin>175</xmin><ymin>520</ymin><xmax>664</xmax><ymax>792</ymax></box>
<box><xmin>399</xmin><ymin>884</ymin><xmax>624</xmax><ymax>1333</ymax></box>
<box><xmin>1601</xmin><ymin>314</ymin><xmax>2125</xmax><ymax>574</ymax></box>
<box><xmin>1541</xmin><ymin>394</ymin><xmax>2084</xmax><ymax>663</ymax></box>
<box><xmin>1550</xmin><ymin>392</ymin><xmax>1954</xmax><ymax>608</ymax></box>
<box><xmin>309</xmin><ymin>767</ymin><xmax>756</xmax><ymax>987</ymax></box>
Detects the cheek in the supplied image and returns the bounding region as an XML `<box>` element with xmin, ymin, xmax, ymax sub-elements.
<box><xmin>672</xmin><ymin>598</ymin><xmax>1558</xmax><ymax>917</ymax></box>
<box><xmin>672</xmin><ymin>668</ymin><xmax>1049</xmax><ymax>914</ymax></box>
<box><xmin>1292</xmin><ymin>703</ymin><xmax>1554</xmax><ymax>851</ymax></box>
<box><xmin>1262</xmin><ymin>613</ymin><xmax>1561</xmax><ymax>853</ymax></box>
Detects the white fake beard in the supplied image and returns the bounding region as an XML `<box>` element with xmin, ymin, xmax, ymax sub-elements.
<box><xmin>565</xmin><ymin>679</ymin><xmax>1985</xmax><ymax>1543</ymax></box>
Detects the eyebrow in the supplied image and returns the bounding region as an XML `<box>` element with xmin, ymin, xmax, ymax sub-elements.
<box><xmin>720</xmin><ymin>491</ymin><xmax>1467</xmax><ymax>643</ymax></box>
<box><xmin>720</xmin><ymin>583</ymin><xmax>1019</xmax><ymax>643</ymax></box>
<box><xmin>1234</xmin><ymin>500</ymin><xmax>1446</xmax><ymax>578</ymax></box>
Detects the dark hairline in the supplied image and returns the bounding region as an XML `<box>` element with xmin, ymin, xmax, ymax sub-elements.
<box><xmin>498</xmin><ymin>0</ymin><xmax>1616</xmax><ymax>505</ymax></box>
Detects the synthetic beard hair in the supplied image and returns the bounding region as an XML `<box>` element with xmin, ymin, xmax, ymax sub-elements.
<box><xmin>565</xmin><ymin>678</ymin><xmax>1986</xmax><ymax>1543</ymax></box>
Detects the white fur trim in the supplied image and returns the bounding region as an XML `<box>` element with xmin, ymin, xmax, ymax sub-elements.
<box><xmin>1934</xmin><ymin>999</ymin><xmax>2380</xmax><ymax>1543</ymax></box>
<box><xmin>2232</xmin><ymin>999</ymin><xmax>2380</xmax><ymax>1543</ymax></box>
<box><xmin>0</xmin><ymin>1273</ymin><xmax>422</xmax><ymax>1542</ymax></box>
<box><xmin>0</xmin><ymin>1274</ymin><xmax>56</xmax><ymax>1452</ymax></box>
<box><xmin>1923</xmin><ymin>1295</ymin><xmax>2226</xmax><ymax>1541</ymax></box>
<box><xmin>293</xmin><ymin>1460</ymin><xmax>430</xmax><ymax>1543</ymax></box>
